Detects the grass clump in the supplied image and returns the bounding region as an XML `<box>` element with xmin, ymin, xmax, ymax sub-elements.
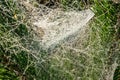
<box><xmin>0</xmin><ymin>0</ymin><xmax>41</xmax><ymax>79</ymax></box>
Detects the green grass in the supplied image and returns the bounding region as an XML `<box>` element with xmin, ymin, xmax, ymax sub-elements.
<box><xmin>0</xmin><ymin>65</ymin><xmax>19</xmax><ymax>80</ymax></box>
<box><xmin>0</xmin><ymin>0</ymin><xmax>40</xmax><ymax>79</ymax></box>
<box><xmin>0</xmin><ymin>0</ymin><xmax>120</xmax><ymax>80</ymax></box>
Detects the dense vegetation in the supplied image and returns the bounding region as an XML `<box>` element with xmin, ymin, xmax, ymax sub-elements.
<box><xmin>0</xmin><ymin>0</ymin><xmax>120</xmax><ymax>80</ymax></box>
